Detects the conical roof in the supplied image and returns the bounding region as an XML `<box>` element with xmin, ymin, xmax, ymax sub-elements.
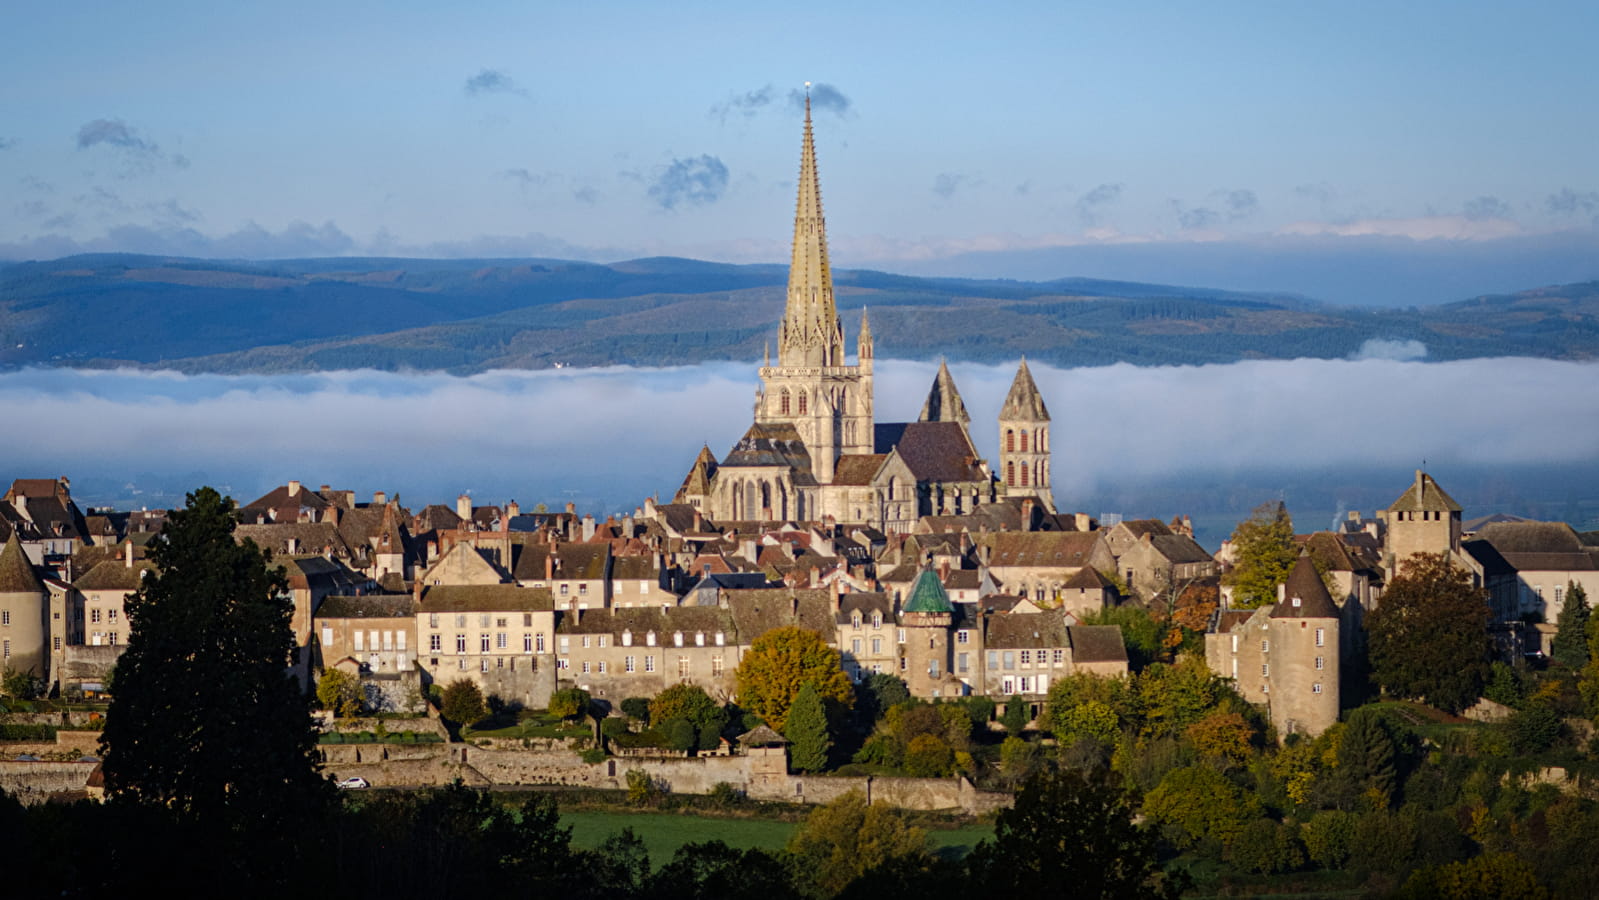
<box><xmin>917</xmin><ymin>360</ymin><xmax>971</xmax><ymax>428</ymax></box>
<box><xmin>778</xmin><ymin>89</ymin><xmax>843</xmax><ymax>367</ymax></box>
<box><xmin>0</xmin><ymin>532</ymin><xmax>44</xmax><ymax>595</ymax></box>
<box><xmin>1388</xmin><ymin>470</ymin><xmax>1461</xmax><ymax>513</ymax></box>
<box><xmin>1000</xmin><ymin>358</ymin><xmax>1050</xmax><ymax>422</ymax></box>
<box><xmin>903</xmin><ymin>568</ymin><xmax>954</xmax><ymax>614</ymax></box>
<box><xmin>1271</xmin><ymin>554</ymin><xmax>1339</xmax><ymax>619</ymax></box>
<box><xmin>678</xmin><ymin>445</ymin><xmax>719</xmax><ymax>497</ymax></box>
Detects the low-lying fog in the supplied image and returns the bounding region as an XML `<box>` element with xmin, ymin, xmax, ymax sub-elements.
<box><xmin>7</xmin><ymin>357</ymin><xmax>1596</xmax><ymax>549</ymax></box>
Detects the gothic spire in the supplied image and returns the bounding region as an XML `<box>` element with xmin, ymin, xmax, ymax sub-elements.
<box><xmin>779</xmin><ymin>85</ymin><xmax>843</xmax><ymax>367</ymax></box>
<box><xmin>1000</xmin><ymin>356</ymin><xmax>1050</xmax><ymax>421</ymax></box>
<box><xmin>918</xmin><ymin>359</ymin><xmax>971</xmax><ymax>428</ymax></box>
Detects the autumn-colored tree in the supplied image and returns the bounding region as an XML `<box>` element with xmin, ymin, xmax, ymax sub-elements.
<box><xmin>316</xmin><ymin>667</ymin><xmax>363</xmax><ymax>718</ymax></box>
<box><xmin>786</xmin><ymin>790</ymin><xmax>928</xmax><ymax>896</ymax></box>
<box><xmin>1136</xmin><ymin>655</ymin><xmax>1225</xmax><ymax>737</ymax></box>
<box><xmin>1396</xmin><ymin>852</ymin><xmax>1550</xmax><ymax>900</ymax></box>
<box><xmin>1142</xmin><ymin>764</ymin><xmax>1262</xmax><ymax>848</ymax></box>
<box><xmin>1185</xmin><ymin>710</ymin><xmax>1254</xmax><ymax>769</ymax></box>
<box><xmin>1171</xmin><ymin>579</ymin><xmax>1220</xmax><ymax>632</ymax></box>
<box><xmin>903</xmin><ymin>733</ymin><xmax>954</xmax><ymax>777</ymax></box>
<box><xmin>1222</xmin><ymin>501</ymin><xmax>1297</xmax><ymax>608</ymax></box>
<box><xmin>734</xmin><ymin>626</ymin><xmax>853</xmax><ymax>731</ymax></box>
<box><xmin>441</xmin><ymin>679</ymin><xmax>488</xmax><ymax>726</ymax></box>
<box><xmin>1368</xmin><ymin>552</ymin><xmax>1491</xmax><ymax>713</ymax></box>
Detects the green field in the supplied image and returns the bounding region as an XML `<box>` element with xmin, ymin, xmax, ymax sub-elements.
<box><xmin>561</xmin><ymin>810</ymin><xmax>993</xmax><ymax>866</ymax></box>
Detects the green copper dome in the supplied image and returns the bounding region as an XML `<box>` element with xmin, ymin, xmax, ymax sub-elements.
<box><xmin>903</xmin><ymin>568</ymin><xmax>953</xmax><ymax>614</ymax></box>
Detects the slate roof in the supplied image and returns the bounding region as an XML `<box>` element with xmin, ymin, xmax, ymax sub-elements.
<box><xmin>234</xmin><ymin>522</ymin><xmax>352</xmax><ymax>557</ymax></box>
<box><xmin>722</xmin><ymin>422</ymin><xmax>815</xmax><ymax>478</ymax></box>
<box><xmin>1068</xmin><ymin>625</ymin><xmax>1128</xmax><ymax>663</ymax></box>
<box><xmin>678</xmin><ymin>445</ymin><xmax>719</xmax><ymax>496</ymax></box>
<box><xmin>1271</xmin><ymin>555</ymin><xmax>1340</xmax><ymax>619</ymax></box>
<box><xmin>904</xmin><ymin>569</ymin><xmax>954</xmax><ymax>614</ymax></box>
<box><xmin>1299</xmin><ymin>532</ymin><xmax>1383</xmax><ymax>575</ymax></box>
<box><xmin>836</xmin><ymin>591</ymin><xmax>893</xmax><ymax>624</ymax></box>
<box><xmin>985</xmin><ymin>608</ymin><xmax>1069</xmax><ymax>648</ymax></box>
<box><xmin>1388</xmin><ymin>470</ymin><xmax>1462</xmax><ymax>513</ymax></box>
<box><xmin>1472</xmin><ymin>521</ymin><xmax>1597</xmax><ymax>572</ymax></box>
<box><xmin>724</xmin><ymin>588</ymin><xmax>836</xmax><ymax>637</ymax></box>
<box><xmin>1061</xmin><ymin>566</ymin><xmax>1114</xmax><ymax>590</ymax></box>
<box><xmin>0</xmin><ymin>533</ymin><xmax>45</xmax><ymax>594</ymax></box>
<box><xmin>1149</xmin><ymin>534</ymin><xmax>1215</xmax><ymax>565</ymax></box>
<box><xmin>738</xmin><ymin>724</ymin><xmax>787</xmax><ymax>746</ymax></box>
<box><xmin>918</xmin><ymin>360</ymin><xmax>972</xmax><ymax>427</ymax></box>
<box><xmin>556</xmin><ymin>605</ymin><xmax>736</xmax><ymax>637</ymax></box>
<box><xmin>418</xmin><ymin>585</ymin><xmax>554</xmax><ymax>613</ymax></box>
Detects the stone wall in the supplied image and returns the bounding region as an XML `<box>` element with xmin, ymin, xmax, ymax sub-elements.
<box><xmin>0</xmin><ymin>760</ymin><xmax>96</xmax><ymax>803</ymax></box>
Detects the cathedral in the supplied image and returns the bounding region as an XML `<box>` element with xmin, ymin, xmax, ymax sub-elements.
<box><xmin>677</xmin><ymin>93</ymin><xmax>1052</xmax><ymax>531</ymax></box>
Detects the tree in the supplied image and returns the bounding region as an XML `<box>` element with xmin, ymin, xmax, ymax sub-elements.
<box><xmin>620</xmin><ymin>696</ymin><xmax>652</xmax><ymax>723</ymax></box>
<box><xmin>650</xmin><ymin>683</ymin><xmax>728</xmax><ymax>750</ymax></box>
<box><xmin>316</xmin><ymin>668</ymin><xmax>363</xmax><ymax>718</ymax></box>
<box><xmin>854</xmin><ymin>671</ymin><xmax>910</xmax><ymax>724</ymax></box>
<box><xmin>734</xmin><ymin>626</ymin><xmax>853</xmax><ymax>732</ymax></box>
<box><xmin>441</xmin><ymin>679</ymin><xmax>488</xmax><ymax>726</ymax></box>
<box><xmin>903</xmin><ymin>733</ymin><xmax>953</xmax><ymax>777</ymax></box>
<box><xmin>1553</xmin><ymin>581</ymin><xmax>1591</xmax><ymax>668</ymax></box>
<box><xmin>967</xmin><ymin>768</ymin><xmax>1186</xmax><ymax>898</ymax></box>
<box><xmin>784</xmin><ymin>682</ymin><xmax>832</xmax><ymax>772</ymax></box>
<box><xmin>1397</xmin><ymin>852</ymin><xmax>1551</xmax><ymax>900</ymax></box>
<box><xmin>1368</xmin><ymin>552</ymin><xmax>1491</xmax><ymax>713</ymax></box>
<box><xmin>786</xmin><ymin>790</ymin><xmax>928</xmax><ymax>896</ymax></box>
<box><xmin>649</xmin><ymin>841</ymin><xmax>803</xmax><ymax>900</ymax></box>
<box><xmin>1222</xmin><ymin>501</ymin><xmax>1297</xmax><ymax>608</ymax></box>
<box><xmin>1337</xmin><ymin>708</ymin><xmax>1398</xmax><ymax>801</ymax></box>
<box><xmin>1142</xmin><ymin>765</ymin><xmax>1262</xmax><ymax>848</ymax></box>
<box><xmin>99</xmin><ymin>486</ymin><xmax>330</xmax><ymax>837</ymax></box>
<box><xmin>1186</xmin><ymin>710</ymin><xmax>1254</xmax><ymax>769</ymax></box>
<box><xmin>1</xmin><ymin>666</ymin><xmax>41</xmax><ymax>700</ymax></box>
<box><xmin>1001</xmin><ymin>695</ymin><xmax>1029</xmax><ymax>735</ymax></box>
<box><xmin>548</xmin><ymin>687</ymin><xmax>591</xmax><ymax>720</ymax></box>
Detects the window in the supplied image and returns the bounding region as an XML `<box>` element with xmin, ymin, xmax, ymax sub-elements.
<box><xmin>1312</xmin><ymin>683</ymin><xmax>1323</xmax><ymax>694</ymax></box>
<box><xmin>382</xmin><ymin>631</ymin><xmax>393</xmax><ymax>651</ymax></box>
<box><xmin>556</xmin><ymin>658</ymin><xmax>568</xmax><ymax>670</ymax></box>
<box><xmin>481</xmin><ymin>658</ymin><xmax>490</xmax><ymax>673</ymax></box>
<box><xmin>558</xmin><ymin>636</ymin><xmax>569</xmax><ymax>653</ymax></box>
<box><xmin>536</xmin><ymin>633</ymin><xmax>547</xmax><ymax>653</ymax></box>
<box><xmin>1261</xmin><ymin>639</ymin><xmax>1269</xmax><ymax>652</ymax></box>
<box><xmin>480</xmin><ymin>635</ymin><xmax>490</xmax><ymax>653</ymax></box>
<box><xmin>957</xmin><ymin>652</ymin><xmax>968</xmax><ymax>673</ymax></box>
<box><xmin>560</xmin><ymin>584</ymin><xmax>569</xmax><ymax>596</ymax></box>
<box><xmin>987</xmin><ymin>651</ymin><xmax>998</xmax><ymax>671</ymax></box>
<box><xmin>852</xmin><ymin>611</ymin><xmax>862</xmax><ymax>629</ymax></box>
<box><xmin>597</xmin><ymin>635</ymin><xmax>608</xmax><ymax>649</ymax></box>
<box><xmin>929</xmin><ymin>660</ymin><xmax>940</xmax><ymax>678</ymax></box>
<box><xmin>322</xmin><ymin>626</ymin><xmax>334</xmax><ymax>646</ymax></box>
<box><xmin>645</xmin><ymin>656</ymin><xmax>656</xmax><ymax>672</ymax></box>
<box><xmin>496</xmin><ymin>657</ymin><xmax>504</xmax><ymax>669</ymax></box>
<box><xmin>695</xmin><ymin>632</ymin><xmax>705</xmax><ymax>647</ymax></box>
<box><xmin>956</xmin><ymin>630</ymin><xmax>969</xmax><ymax>644</ymax></box>
<box><xmin>622</xmin><ymin>630</ymin><xmax>632</xmax><ymax>647</ymax></box>
<box><xmin>674</xmin><ymin>632</ymin><xmax>684</xmax><ymax>647</ymax></box>
<box><xmin>1052</xmin><ymin>649</ymin><xmax>1064</xmax><ymax>664</ymax></box>
<box><xmin>872</xmin><ymin>637</ymin><xmax>882</xmax><ymax>654</ymax></box>
<box><xmin>54</xmin><ymin>636</ymin><xmax>61</xmax><ymax>651</ymax></box>
<box><xmin>714</xmin><ymin>632</ymin><xmax>724</xmax><ymax>646</ymax></box>
<box><xmin>1231</xmin><ymin>634</ymin><xmax>1239</xmax><ymax>652</ymax></box>
<box><xmin>1020</xmin><ymin>650</ymin><xmax>1031</xmax><ymax>666</ymax></box>
<box><xmin>1003</xmin><ymin>651</ymin><xmax>1015</xmax><ymax>670</ymax></box>
<box><xmin>496</xmin><ymin>633</ymin><xmax>507</xmax><ymax>649</ymax></box>
<box><xmin>108</xmin><ymin>631</ymin><xmax>118</xmax><ymax>645</ymax></box>
<box><xmin>495</xmin><ymin>617</ymin><xmax>507</xmax><ymax>628</ymax></box>
<box><xmin>458</xmin><ymin>659</ymin><xmax>467</xmax><ymax>670</ymax></box>
<box><xmin>851</xmin><ymin>638</ymin><xmax>862</xmax><ymax>654</ymax></box>
<box><xmin>871</xmin><ymin>612</ymin><xmax>882</xmax><ymax>628</ymax></box>
<box><xmin>1315</xmin><ymin>628</ymin><xmax>1325</xmax><ymax>647</ymax></box>
<box><xmin>397</xmin><ymin>631</ymin><xmax>406</xmax><ymax>650</ymax></box>
<box><xmin>579</xmin><ymin>583</ymin><xmax>588</xmax><ymax>596</ymax></box>
<box><xmin>91</xmin><ymin>609</ymin><xmax>101</xmax><ymax>624</ymax></box>
<box><xmin>897</xmin><ymin>629</ymin><xmax>906</xmax><ymax>644</ymax></box>
<box><xmin>480</xmin><ymin>614</ymin><xmax>490</xmax><ymax>628</ymax></box>
<box><xmin>1262</xmin><ymin>663</ymin><xmax>1270</xmax><ymax>677</ymax></box>
<box><xmin>582</xmin><ymin>635</ymin><xmax>591</xmax><ymax>649</ymax></box>
<box><xmin>598</xmin><ymin>661</ymin><xmax>607</xmax><ymax>674</ymax></box>
<box><xmin>647</xmin><ymin>632</ymin><xmax>657</xmax><ymax>646</ymax></box>
<box><xmin>429</xmin><ymin>613</ymin><xmax>439</xmax><ymax>628</ymax></box>
<box><xmin>641</xmin><ymin>582</ymin><xmax>649</xmax><ymax>595</ymax></box>
<box><xmin>456</xmin><ymin>634</ymin><xmax>467</xmax><ymax>653</ymax></box>
<box><xmin>524</xmin><ymin>613</ymin><xmax>533</xmax><ymax>627</ymax></box>
<box><xmin>625</xmin><ymin>656</ymin><xmax>636</xmax><ymax>673</ymax></box>
<box><xmin>1315</xmin><ymin>656</ymin><xmax>1325</xmax><ymax>670</ymax></box>
<box><xmin>108</xmin><ymin>609</ymin><xmax>117</xmax><ymax>622</ymax></box>
<box><xmin>430</xmin><ymin>634</ymin><xmax>442</xmax><ymax>652</ymax></box>
<box><xmin>456</xmin><ymin>614</ymin><xmax>467</xmax><ymax>628</ymax></box>
<box><xmin>678</xmin><ymin>657</ymin><xmax>690</xmax><ymax>678</ymax></box>
<box><xmin>712</xmin><ymin>657</ymin><xmax>724</xmax><ymax>677</ymax></box>
<box><xmin>354</xmin><ymin>630</ymin><xmax>364</xmax><ymax>651</ymax></box>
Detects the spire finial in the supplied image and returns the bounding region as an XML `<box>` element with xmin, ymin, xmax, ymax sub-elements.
<box><xmin>804</xmin><ymin>81</ymin><xmax>812</xmax><ymax>120</ymax></box>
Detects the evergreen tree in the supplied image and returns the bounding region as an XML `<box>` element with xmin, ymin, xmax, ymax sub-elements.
<box><xmin>1338</xmin><ymin>709</ymin><xmax>1398</xmax><ymax>801</ymax></box>
<box><xmin>1222</xmin><ymin>501</ymin><xmax>1297</xmax><ymax>608</ymax></box>
<box><xmin>99</xmin><ymin>487</ymin><xmax>330</xmax><ymax>837</ymax></box>
<box><xmin>1553</xmin><ymin>581</ymin><xmax>1591</xmax><ymax>668</ymax></box>
<box><xmin>784</xmin><ymin>681</ymin><xmax>832</xmax><ymax>772</ymax></box>
<box><xmin>441</xmin><ymin>678</ymin><xmax>488</xmax><ymax>726</ymax></box>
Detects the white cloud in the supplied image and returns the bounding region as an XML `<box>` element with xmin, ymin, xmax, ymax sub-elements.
<box><xmin>1350</xmin><ymin>339</ymin><xmax>1427</xmax><ymax>361</ymax></box>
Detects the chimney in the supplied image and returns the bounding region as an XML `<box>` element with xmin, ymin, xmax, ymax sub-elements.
<box><xmin>740</xmin><ymin>537</ymin><xmax>757</xmax><ymax>563</ymax></box>
<box><xmin>692</xmin><ymin>510</ymin><xmax>703</xmax><ymax>532</ymax></box>
<box><xmin>507</xmin><ymin>500</ymin><xmax>520</xmax><ymax>518</ymax></box>
<box><xmin>1022</xmin><ymin>497</ymin><xmax>1036</xmax><ymax>528</ymax></box>
<box><xmin>565</xmin><ymin>501</ymin><xmax>576</xmax><ymax>515</ymax></box>
<box><xmin>456</xmin><ymin>493</ymin><xmax>472</xmax><ymax>522</ymax></box>
<box><xmin>326</xmin><ymin>505</ymin><xmax>340</xmax><ymax>526</ymax></box>
<box><xmin>319</xmin><ymin>484</ymin><xmax>331</xmax><ymax>494</ymax></box>
<box><xmin>643</xmin><ymin>497</ymin><xmax>657</xmax><ymax>518</ymax></box>
<box><xmin>374</xmin><ymin>491</ymin><xmax>387</xmax><ymax>506</ymax></box>
<box><xmin>1075</xmin><ymin>512</ymin><xmax>1091</xmax><ymax>532</ymax></box>
<box><xmin>124</xmin><ymin>540</ymin><xmax>133</xmax><ymax>569</ymax></box>
<box><xmin>582</xmin><ymin>515</ymin><xmax>596</xmax><ymax>541</ymax></box>
<box><xmin>288</xmin><ymin>480</ymin><xmax>301</xmax><ymax>497</ymax></box>
<box><xmin>791</xmin><ymin>593</ymin><xmax>799</xmax><ymax>617</ymax></box>
<box><xmin>831</xmin><ymin>577</ymin><xmax>843</xmax><ymax>614</ymax></box>
<box><xmin>545</xmin><ymin>550</ymin><xmax>555</xmax><ymax>582</ymax></box>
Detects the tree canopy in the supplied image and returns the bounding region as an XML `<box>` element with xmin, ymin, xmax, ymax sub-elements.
<box><xmin>1223</xmin><ymin>501</ymin><xmax>1297</xmax><ymax>608</ymax></box>
<box><xmin>1553</xmin><ymin>581</ymin><xmax>1591</xmax><ymax>669</ymax></box>
<box><xmin>734</xmin><ymin>626</ymin><xmax>853</xmax><ymax>732</ymax></box>
<box><xmin>99</xmin><ymin>486</ymin><xmax>329</xmax><ymax>836</ymax></box>
<box><xmin>784</xmin><ymin>682</ymin><xmax>832</xmax><ymax>772</ymax></box>
<box><xmin>785</xmin><ymin>790</ymin><xmax>928</xmax><ymax>896</ymax></box>
<box><xmin>1367</xmin><ymin>552</ymin><xmax>1491</xmax><ymax>713</ymax></box>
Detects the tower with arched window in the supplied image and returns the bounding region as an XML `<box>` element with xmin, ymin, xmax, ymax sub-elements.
<box><xmin>998</xmin><ymin>357</ymin><xmax>1054</xmax><ymax>512</ymax></box>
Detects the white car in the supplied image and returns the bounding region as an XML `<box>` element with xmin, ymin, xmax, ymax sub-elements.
<box><xmin>336</xmin><ymin>776</ymin><xmax>371</xmax><ymax>789</ymax></box>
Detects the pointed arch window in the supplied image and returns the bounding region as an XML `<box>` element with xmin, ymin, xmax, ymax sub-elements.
<box><xmin>798</xmin><ymin>391</ymin><xmax>808</xmax><ymax>415</ymax></box>
<box><xmin>1021</xmin><ymin>462</ymin><xmax>1030</xmax><ymax>487</ymax></box>
<box><xmin>780</xmin><ymin>389</ymin><xmax>791</xmax><ymax>415</ymax></box>
<box><xmin>1005</xmin><ymin>429</ymin><xmax>1015</xmax><ymax>452</ymax></box>
<box><xmin>1006</xmin><ymin>461</ymin><xmax>1016</xmax><ymax>486</ymax></box>
<box><xmin>1019</xmin><ymin>431</ymin><xmax>1029</xmax><ymax>452</ymax></box>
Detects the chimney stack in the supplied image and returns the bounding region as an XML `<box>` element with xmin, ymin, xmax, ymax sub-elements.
<box><xmin>1075</xmin><ymin>512</ymin><xmax>1092</xmax><ymax>532</ymax></box>
<box><xmin>374</xmin><ymin>491</ymin><xmax>387</xmax><ymax>506</ymax></box>
<box><xmin>288</xmin><ymin>480</ymin><xmax>301</xmax><ymax>497</ymax></box>
<box><xmin>125</xmin><ymin>540</ymin><xmax>133</xmax><ymax>569</ymax></box>
<box><xmin>507</xmin><ymin>500</ymin><xmax>520</xmax><ymax>518</ymax></box>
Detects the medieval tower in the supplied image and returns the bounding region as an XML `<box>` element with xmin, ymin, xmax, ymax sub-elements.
<box><xmin>1267</xmin><ymin>554</ymin><xmax>1342</xmax><ymax>738</ymax></box>
<box><xmin>999</xmin><ymin>358</ymin><xmax>1054</xmax><ymax>512</ymax></box>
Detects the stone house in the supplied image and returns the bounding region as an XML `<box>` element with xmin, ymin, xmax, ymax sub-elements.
<box><xmin>416</xmin><ymin>584</ymin><xmax>557</xmax><ymax>709</ymax></box>
<box><xmin>982</xmin><ymin>531</ymin><xmax>1117</xmax><ymax>608</ymax></box>
<box><xmin>0</xmin><ymin>532</ymin><xmax>49</xmax><ymax>683</ymax></box>
<box><xmin>555</xmin><ymin>605</ymin><xmax>739</xmax><ymax>701</ymax></box>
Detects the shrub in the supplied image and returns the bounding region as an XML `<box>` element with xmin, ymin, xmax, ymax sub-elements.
<box><xmin>549</xmin><ymin>688</ymin><xmax>592</xmax><ymax>721</ymax></box>
<box><xmin>904</xmin><ymin>733</ymin><xmax>954</xmax><ymax>777</ymax></box>
<box><xmin>626</xmin><ymin>768</ymin><xmax>662</xmax><ymax>805</ymax></box>
<box><xmin>601</xmin><ymin>717</ymin><xmax>630</xmax><ymax>739</ymax></box>
<box><xmin>620</xmin><ymin>697</ymin><xmax>652</xmax><ymax>723</ymax></box>
<box><xmin>709</xmin><ymin>781</ymin><xmax>744</xmax><ymax>807</ymax></box>
<box><xmin>441</xmin><ymin>679</ymin><xmax>488</xmax><ymax>727</ymax></box>
<box><xmin>580</xmin><ymin>748</ymin><xmax>607</xmax><ymax>764</ymax></box>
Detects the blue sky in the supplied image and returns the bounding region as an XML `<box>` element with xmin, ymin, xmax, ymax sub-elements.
<box><xmin>4</xmin><ymin>1</ymin><xmax>1598</xmax><ymax>300</ymax></box>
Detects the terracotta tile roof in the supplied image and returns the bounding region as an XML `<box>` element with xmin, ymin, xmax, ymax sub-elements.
<box><xmin>987</xmin><ymin>532</ymin><xmax>1103</xmax><ymax>568</ymax></box>
<box><xmin>832</xmin><ymin>454</ymin><xmax>887</xmax><ymax>486</ymax></box>
<box><xmin>1068</xmin><ymin>625</ymin><xmax>1128</xmax><ymax>663</ymax></box>
<box><xmin>73</xmin><ymin>559</ymin><xmax>155</xmax><ymax>592</ymax></box>
<box><xmin>316</xmin><ymin>594</ymin><xmax>416</xmax><ymax>619</ymax></box>
<box><xmin>418</xmin><ymin>585</ymin><xmax>554</xmax><ymax>613</ymax></box>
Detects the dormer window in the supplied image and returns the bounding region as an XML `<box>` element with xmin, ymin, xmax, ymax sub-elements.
<box><xmin>695</xmin><ymin>632</ymin><xmax>705</xmax><ymax>647</ymax></box>
<box><xmin>1292</xmin><ymin>596</ymin><xmax>1301</xmax><ymax>608</ymax></box>
<box><xmin>673</xmin><ymin>631</ymin><xmax>684</xmax><ymax>647</ymax></box>
<box><xmin>647</xmin><ymin>631</ymin><xmax>657</xmax><ymax>646</ymax></box>
<box><xmin>715</xmin><ymin>632</ymin><xmax>725</xmax><ymax>646</ymax></box>
<box><xmin>622</xmin><ymin>630</ymin><xmax>632</xmax><ymax>647</ymax></box>
<box><xmin>852</xmin><ymin>611</ymin><xmax>862</xmax><ymax>628</ymax></box>
<box><xmin>872</xmin><ymin>611</ymin><xmax>882</xmax><ymax>628</ymax></box>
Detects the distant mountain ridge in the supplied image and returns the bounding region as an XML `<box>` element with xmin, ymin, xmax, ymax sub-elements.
<box><xmin>2</xmin><ymin>253</ymin><xmax>1596</xmax><ymax>373</ymax></box>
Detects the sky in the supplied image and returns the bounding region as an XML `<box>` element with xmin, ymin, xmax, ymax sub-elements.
<box><xmin>4</xmin><ymin>1</ymin><xmax>1599</xmax><ymax>303</ymax></box>
<box><xmin>6</xmin><ymin>357</ymin><xmax>1597</xmax><ymax>548</ymax></box>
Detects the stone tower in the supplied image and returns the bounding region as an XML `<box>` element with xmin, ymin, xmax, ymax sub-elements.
<box><xmin>999</xmin><ymin>357</ymin><xmax>1053</xmax><ymax>512</ymax></box>
<box><xmin>0</xmin><ymin>531</ymin><xmax>49</xmax><ymax>684</ymax></box>
<box><xmin>901</xmin><ymin>568</ymin><xmax>955</xmax><ymax>698</ymax></box>
<box><xmin>754</xmin><ymin>89</ymin><xmax>873</xmax><ymax>484</ymax></box>
<box><xmin>1267</xmin><ymin>554</ymin><xmax>1341</xmax><ymax>738</ymax></box>
<box><xmin>918</xmin><ymin>360</ymin><xmax>971</xmax><ymax>428</ymax></box>
<box><xmin>1381</xmin><ymin>469</ymin><xmax>1462</xmax><ymax>575</ymax></box>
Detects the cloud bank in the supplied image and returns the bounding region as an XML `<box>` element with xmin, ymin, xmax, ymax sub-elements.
<box><xmin>464</xmin><ymin>69</ymin><xmax>528</xmax><ymax>98</ymax></box>
<box><xmin>75</xmin><ymin>118</ymin><xmax>189</xmax><ymax>171</ymax></box>
<box><xmin>647</xmin><ymin>155</ymin><xmax>729</xmax><ymax>209</ymax></box>
<box><xmin>3</xmin><ymin>357</ymin><xmax>1594</xmax><ymax>521</ymax></box>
